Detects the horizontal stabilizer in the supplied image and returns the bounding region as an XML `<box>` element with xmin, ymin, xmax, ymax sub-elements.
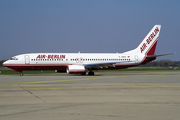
<box><xmin>146</xmin><ymin>53</ymin><xmax>174</xmax><ymax>58</ymax></box>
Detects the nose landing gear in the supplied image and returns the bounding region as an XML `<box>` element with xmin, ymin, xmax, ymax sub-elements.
<box><xmin>14</xmin><ymin>70</ymin><xmax>24</xmax><ymax>76</ymax></box>
<box><xmin>20</xmin><ymin>72</ymin><xmax>24</xmax><ymax>76</ymax></box>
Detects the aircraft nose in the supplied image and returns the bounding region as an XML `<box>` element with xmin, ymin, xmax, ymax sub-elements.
<box><xmin>3</xmin><ymin>60</ymin><xmax>11</xmax><ymax>67</ymax></box>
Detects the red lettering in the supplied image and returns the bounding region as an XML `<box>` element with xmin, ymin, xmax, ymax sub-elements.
<box><xmin>146</xmin><ymin>39</ymin><xmax>150</xmax><ymax>44</ymax></box>
<box><xmin>60</xmin><ymin>55</ymin><xmax>66</xmax><ymax>59</ymax></box>
<box><xmin>37</xmin><ymin>54</ymin><xmax>66</xmax><ymax>59</ymax></box>
<box><xmin>54</xmin><ymin>55</ymin><xmax>59</xmax><ymax>59</ymax></box>
<box><xmin>140</xmin><ymin>47</ymin><xmax>143</xmax><ymax>53</ymax></box>
<box><xmin>36</xmin><ymin>55</ymin><xmax>46</xmax><ymax>59</ymax></box>
<box><xmin>151</xmin><ymin>32</ymin><xmax>155</xmax><ymax>39</ymax></box>
<box><xmin>154</xmin><ymin>27</ymin><xmax>159</xmax><ymax>34</ymax></box>
<box><xmin>36</xmin><ymin>55</ymin><xmax>41</xmax><ymax>59</ymax></box>
<box><xmin>41</xmin><ymin>55</ymin><xmax>46</xmax><ymax>59</ymax></box>
<box><xmin>143</xmin><ymin>43</ymin><xmax>147</xmax><ymax>48</ymax></box>
<box><xmin>148</xmin><ymin>36</ymin><xmax>152</xmax><ymax>42</ymax></box>
<box><xmin>48</xmin><ymin>55</ymin><xmax>53</xmax><ymax>59</ymax></box>
<box><xmin>140</xmin><ymin>43</ymin><xmax>147</xmax><ymax>53</ymax></box>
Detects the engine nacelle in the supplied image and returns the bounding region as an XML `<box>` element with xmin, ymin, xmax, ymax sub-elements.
<box><xmin>66</xmin><ymin>65</ymin><xmax>86</xmax><ymax>74</ymax></box>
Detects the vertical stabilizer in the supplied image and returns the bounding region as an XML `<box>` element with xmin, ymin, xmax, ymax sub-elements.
<box><xmin>137</xmin><ymin>25</ymin><xmax>161</xmax><ymax>56</ymax></box>
<box><xmin>124</xmin><ymin>25</ymin><xmax>161</xmax><ymax>56</ymax></box>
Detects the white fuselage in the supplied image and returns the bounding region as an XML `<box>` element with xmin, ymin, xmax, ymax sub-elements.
<box><xmin>3</xmin><ymin>53</ymin><xmax>145</xmax><ymax>71</ymax></box>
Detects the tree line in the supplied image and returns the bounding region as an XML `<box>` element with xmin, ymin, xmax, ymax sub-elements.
<box><xmin>140</xmin><ymin>59</ymin><xmax>180</xmax><ymax>67</ymax></box>
<box><xmin>0</xmin><ymin>60</ymin><xmax>6</xmax><ymax>67</ymax></box>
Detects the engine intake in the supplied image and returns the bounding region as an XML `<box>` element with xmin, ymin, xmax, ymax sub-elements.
<box><xmin>66</xmin><ymin>65</ymin><xmax>86</xmax><ymax>74</ymax></box>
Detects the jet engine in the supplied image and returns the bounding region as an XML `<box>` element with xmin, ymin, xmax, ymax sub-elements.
<box><xmin>66</xmin><ymin>65</ymin><xmax>86</xmax><ymax>74</ymax></box>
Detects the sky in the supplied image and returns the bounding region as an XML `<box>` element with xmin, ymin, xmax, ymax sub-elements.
<box><xmin>0</xmin><ymin>0</ymin><xmax>179</xmax><ymax>61</ymax></box>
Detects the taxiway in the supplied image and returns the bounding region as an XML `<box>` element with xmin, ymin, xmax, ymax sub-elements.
<box><xmin>0</xmin><ymin>71</ymin><xmax>180</xmax><ymax>120</ymax></box>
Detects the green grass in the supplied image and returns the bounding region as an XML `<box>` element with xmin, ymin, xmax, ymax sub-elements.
<box><xmin>119</xmin><ymin>67</ymin><xmax>179</xmax><ymax>71</ymax></box>
<box><xmin>96</xmin><ymin>67</ymin><xmax>180</xmax><ymax>73</ymax></box>
<box><xmin>0</xmin><ymin>67</ymin><xmax>179</xmax><ymax>75</ymax></box>
<box><xmin>0</xmin><ymin>69</ymin><xmax>57</xmax><ymax>75</ymax></box>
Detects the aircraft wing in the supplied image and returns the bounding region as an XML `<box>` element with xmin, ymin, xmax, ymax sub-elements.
<box><xmin>83</xmin><ymin>61</ymin><xmax>129</xmax><ymax>69</ymax></box>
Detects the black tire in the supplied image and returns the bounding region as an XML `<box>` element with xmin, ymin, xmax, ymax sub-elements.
<box><xmin>88</xmin><ymin>72</ymin><xmax>94</xmax><ymax>75</ymax></box>
<box><xmin>20</xmin><ymin>72</ymin><xmax>23</xmax><ymax>76</ymax></box>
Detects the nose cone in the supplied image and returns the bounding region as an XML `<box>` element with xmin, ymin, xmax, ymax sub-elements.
<box><xmin>3</xmin><ymin>60</ymin><xmax>11</xmax><ymax>67</ymax></box>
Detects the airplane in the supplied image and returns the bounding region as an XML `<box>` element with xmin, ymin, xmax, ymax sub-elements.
<box><xmin>3</xmin><ymin>25</ymin><xmax>173</xmax><ymax>76</ymax></box>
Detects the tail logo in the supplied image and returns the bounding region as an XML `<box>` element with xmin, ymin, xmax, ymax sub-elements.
<box><xmin>140</xmin><ymin>27</ymin><xmax>160</xmax><ymax>53</ymax></box>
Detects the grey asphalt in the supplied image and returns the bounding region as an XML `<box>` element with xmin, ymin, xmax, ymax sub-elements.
<box><xmin>0</xmin><ymin>71</ymin><xmax>180</xmax><ymax>120</ymax></box>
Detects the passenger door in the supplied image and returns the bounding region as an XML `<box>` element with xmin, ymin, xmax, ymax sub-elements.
<box><xmin>25</xmin><ymin>55</ymin><xmax>30</xmax><ymax>64</ymax></box>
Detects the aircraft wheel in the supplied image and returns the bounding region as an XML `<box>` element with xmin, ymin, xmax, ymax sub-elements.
<box><xmin>20</xmin><ymin>72</ymin><xmax>24</xmax><ymax>76</ymax></box>
<box><xmin>88</xmin><ymin>72</ymin><xmax>94</xmax><ymax>75</ymax></box>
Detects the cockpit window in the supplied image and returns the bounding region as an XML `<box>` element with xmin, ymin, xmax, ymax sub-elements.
<box><xmin>11</xmin><ymin>57</ymin><xmax>18</xmax><ymax>60</ymax></box>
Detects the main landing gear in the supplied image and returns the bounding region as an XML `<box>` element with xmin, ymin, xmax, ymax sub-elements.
<box><xmin>20</xmin><ymin>72</ymin><xmax>24</xmax><ymax>76</ymax></box>
<box><xmin>81</xmin><ymin>69</ymin><xmax>95</xmax><ymax>76</ymax></box>
<box><xmin>81</xmin><ymin>71</ymin><xmax>94</xmax><ymax>75</ymax></box>
<box><xmin>88</xmin><ymin>69</ymin><xmax>94</xmax><ymax>75</ymax></box>
<box><xmin>88</xmin><ymin>71</ymin><xmax>94</xmax><ymax>75</ymax></box>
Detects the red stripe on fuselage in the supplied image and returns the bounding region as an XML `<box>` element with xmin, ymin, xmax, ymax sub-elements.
<box><xmin>4</xmin><ymin>63</ymin><xmax>138</xmax><ymax>71</ymax></box>
<box><xmin>4</xmin><ymin>64</ymin><xmax>68</xmax><ymax>71</ymax></box>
